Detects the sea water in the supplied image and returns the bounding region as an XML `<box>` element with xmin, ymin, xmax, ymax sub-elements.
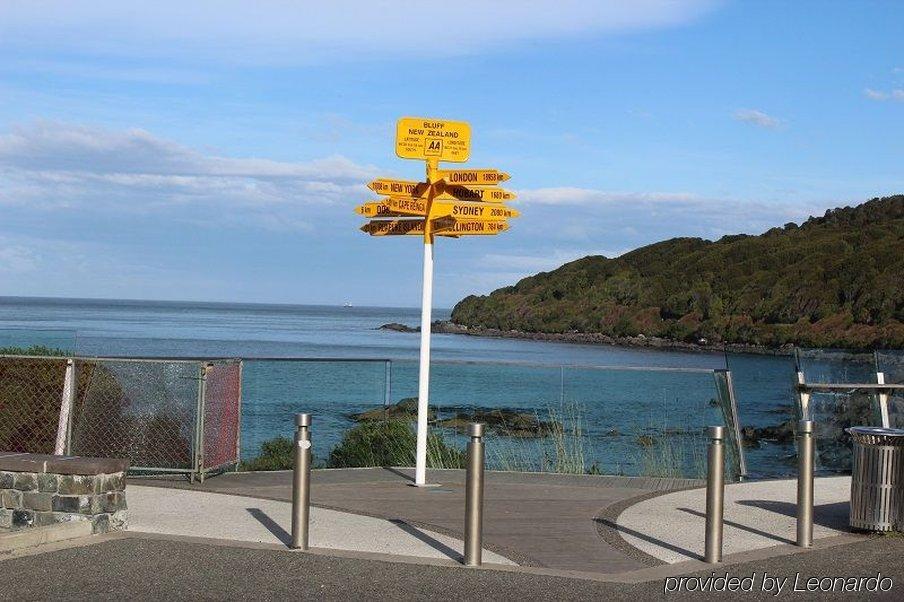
<box><xmin>1</xmin><ymin>296</ymin><xmax>893</xmax><ymax>478</ymax></box>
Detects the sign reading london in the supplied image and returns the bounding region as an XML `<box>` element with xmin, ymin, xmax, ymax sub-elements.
<box><xmin>356</xmin><ymin>116</ymin><xmax>518</xmax><ymax>487</ymax></box>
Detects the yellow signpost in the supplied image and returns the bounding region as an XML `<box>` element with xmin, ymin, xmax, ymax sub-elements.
<box><xmin>436</xmin><ymin>183</ymin><xmax>517</xmax><ymax>202</ymax></box>
<box><xmin>437</xmin><ymin>169</ymin><xmax>511</xmax><ymax>185</ymax></box>
<box><xmin>359</xmin><ymin>197</ymin><xmax>519</xmax><ymax>219</ymax></box>
<box><xmin>357</xmin><ymin>117</ymin><xmax>518</xmax><ymax>486</ymax></box>
<box><xmin>367</xmin><ymin>178</ymin><xmax>429</xmax><ymax>197</ymax></box>
<box><xmin>395</xmin><ymin>117</ymin><xmax>471</xmax><ymax>162</ymax></box>
<box><xmin>360</xmin><ymin>217</ymin><xmax>509</xmax><ymax>237</ymax></box>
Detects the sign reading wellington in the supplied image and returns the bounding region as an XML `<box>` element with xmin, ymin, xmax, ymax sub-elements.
<box><xmin>356</xmin><ymin>117</ymin><xmax>519</xmax><ymax>487</ymax></box>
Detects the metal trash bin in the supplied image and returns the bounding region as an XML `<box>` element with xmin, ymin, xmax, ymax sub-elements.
<box><xmin>846</xmin><ymin>426</ymin><xmax>904</xmax><ymax>532</ymax></box>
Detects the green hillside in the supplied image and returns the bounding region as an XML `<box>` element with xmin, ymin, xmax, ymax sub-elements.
<box><xmin>450</xmin><ymin>195</ymin><xmax>904</xmax><ymax>349</ymax></box>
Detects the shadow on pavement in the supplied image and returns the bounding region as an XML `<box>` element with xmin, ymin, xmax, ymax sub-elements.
<box><xmin>246</xmin><ymin>507</ymin><xmax>291</xmax><ymax>545</ymax></box>
<box><xmin>595</xmin><ymin>517</ymin><xmax>697</xmax><ymax>560</ymax></box>
<box><xmin>381</xmin><ymin>467</ymin><xmax>415</xmax><ymax>483</ymax></box>
<box><xmin>677</xmin><ymin>507</ymin><xmax>795</xmax><ymax>545</ymax></box>
<box><xmin>736</xmin><ymin>500</ymin><xmax>849</xmax><ymax>530</ymax></box>
<box><xmin>389</xmin><ymin>519</ymin><xmax>461</xmax><ymax>561</ymax></box>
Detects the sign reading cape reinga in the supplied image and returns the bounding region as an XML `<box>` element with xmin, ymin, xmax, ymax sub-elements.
<box><xmin>357</xmin><ymin>116</ymin><xmax>518</xmax><ymax>486</ymax></box>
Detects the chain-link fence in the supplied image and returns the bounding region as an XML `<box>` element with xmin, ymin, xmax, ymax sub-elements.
<box><xmin>0</xmin><ymin>354</ymin><xmax>242</xmax><ymax>481</ymax></box>
<box><xmin>0</xmin><ymin>356</ymin><xmax>68</xmax><ymax>453</ymax></box>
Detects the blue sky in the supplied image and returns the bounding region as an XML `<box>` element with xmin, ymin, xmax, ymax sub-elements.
<box><xmin>0</xmin><ymin>1</ymin><xmax>901</xmax><ymax>307</ymax></box>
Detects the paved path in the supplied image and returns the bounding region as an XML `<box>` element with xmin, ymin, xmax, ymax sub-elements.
<box><xmin>128</xmin><ymin>485</ymin><xmax>514</xmax><ymax>564</ymax></box>
<box><xmin>133</xmin><ymin>468</ymin><xmax>702</xmax><ymax>572</ymax></box>
<box><xmin>2</xmin><ymin>535</ymin><xmax>902</xmax><ymax>600</ymax></box>
<box><xmin>617</xmin><ymin>476</ymin><xmax>851</xmax><ymax>563</ymax></box>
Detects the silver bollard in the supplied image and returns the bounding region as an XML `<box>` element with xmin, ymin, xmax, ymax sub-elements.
<box><xmin>464</xmin><ymin>423</ymin><xmax>485</xmax><ymax>566</ymax></box>
<box><xmin>704</xmin><ymin>426</ymin><xmax>725</xmax><ymax>563</ymax></box>
<box><xmin>291</xmin><ymin>413</ymin><xmax>312</xmax><ymax>550</ymax></box>
<box><xmin>797</xmin><ymin>419</ymin><xmax>814</xmax><ymax>547</ymax></box>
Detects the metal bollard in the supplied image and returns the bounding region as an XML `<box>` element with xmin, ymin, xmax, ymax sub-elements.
<box><xmin>797</xmin><ymin>419</ymin><xmax>814</xmax><ymax>547</ymax></box>
<box><xmin>704</xmin><ymin>426</ymin><xmax>725</xmax><ymax>563</ymax></box>
<box><xmin>291</xmin><ymin>413</ymin><xmax>312</xmax><ymax>550</ymax></box>
<box><xmin>464</xmin><ymin>423</ymin><xmax>485</xmax><ymax>566</ymax></box>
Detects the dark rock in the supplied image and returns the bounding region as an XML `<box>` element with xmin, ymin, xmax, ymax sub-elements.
<box><xmin>437</xmin><ymin>408</ymin><xmax>558</xmax><ymax>438</ymax></box>
<box><xmin>378</xmin><ymin>323</ymin><xmax>419</xmax><ymax>333</ymax></box>
<box><xmin>743</xmin><ymin>419</ymin><xmax>796</xmax><ymax>445</ymax></box>
<box><xmin>348</xmin><ymin>398</ymin><xmax>435</xmax><ymax>422</ymax></box>
<box><xmin>636</xmin><ymin>435</ymin><xmax>655</xmax><ymax>447</ymax></box>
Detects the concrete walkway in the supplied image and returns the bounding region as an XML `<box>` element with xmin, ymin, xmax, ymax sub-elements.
<box><xmin>132</xmin><ymin>468</ymin><xmax>702</xmax><ymax>573</ymax></box>
<box><xmin>128</xmin><ymin>485</ymin><xmax>514</xmax><ymax>564</ymax></box>
<box><xmin>616</xmin><ymin>476</ymin><xmax>851</xmax><ymax>563</ymax></box>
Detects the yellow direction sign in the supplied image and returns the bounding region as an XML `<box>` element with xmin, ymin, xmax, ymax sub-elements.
<box><xmin>437</xmin><ymin>184</ymin><xmax>517</xmax><ymax>202</ymax></box>
<box><xmin>360</xmin><ymin>217</ymin><xmax>508</xmax><ymax>237</ymax></box>
<box><xmin>433</xmin><ymin>217</ymin><xmax>509</xmax><ymax>235</ymax></box>
<box><xmin>370</xmin><ymin>196</ymin><xmax>520</xmax><ymax>219</ymax></box>
<box><xmin>396</xmin><ymin>117</ymin><xmax>471</xmax><ymax>163</ymax></box>
<box><xmin>361</xmin><ymin>219</ymin><xmax>425</xmax><ymax>236</ymax></box>
<box><xmin>354</xmin><ymin>202</ymin><xmax>406</xmax><ymax>218</ymax></box>
<box><xmin>437</xmin><ymin>169</ymin><xmax>511</xmax><ymax>185</ymax></box>
<box><xmin>367</xmin><ymin>178</ymin><xmax>429</xmax><ymax>197</ymax></box>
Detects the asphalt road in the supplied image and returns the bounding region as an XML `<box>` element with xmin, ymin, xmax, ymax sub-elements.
<box><xmin>2</xmin><ymin>535</ymin><xmax>903</xmax><ymax>601</ymax></box>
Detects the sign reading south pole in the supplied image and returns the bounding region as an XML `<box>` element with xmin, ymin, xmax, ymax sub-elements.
<box><xmin>356</xmin><ymin>117</ymin><xmax>518</xmax><ymax>487</ymax></box>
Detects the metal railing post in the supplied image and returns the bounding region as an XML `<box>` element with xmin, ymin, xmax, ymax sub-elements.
<box><xmin>464</xmin><ymin>423</ymin><xmax>485</xmax><ymax>566</ymax></box>
<box><xmin>797</xmin><ymin>419</ymin><xmax>814</xmax><ymax>547</ymax></box>
<box><xmin>704</xmin><ymin>426</ymin><xmax>725</xmax><ymax>563</ymax></box>
<box><xmin>291</xmin><ymin>413</ymin><xmax>312</xmax><ymax>550</ymax></box>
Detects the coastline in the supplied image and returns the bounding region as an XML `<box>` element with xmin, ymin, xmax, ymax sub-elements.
<box><xmin>381</xmin><ymin>321</ymin><xmax>796</xmax><ymax>356</ymax></box>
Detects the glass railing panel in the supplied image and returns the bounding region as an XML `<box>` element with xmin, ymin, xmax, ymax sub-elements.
<box><xmin>240</xmin><ymin>359</ymin><xmax>390</xmax><ymax>463</ymax></box>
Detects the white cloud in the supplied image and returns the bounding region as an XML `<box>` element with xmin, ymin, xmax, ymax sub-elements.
<box><xmin>0</xmin><ymin>121</ymin><xmax>380</xmax><ymax>230</ymax></box>
<box><xmin>864</xmin><ymin>88</ymin><xmax>904</xmax><ymax>102</ymax></box>
<box><xmin>515</xmin><ymin>187</ymin><xmax>698</xmax><ymax>205</ymax></box>
<box><xmin>0</xmin><ymin>1</ymin><xmax>720</xmax><ymax>66</ymax></box>
<box><xmin>732</xmin><ymin>108</ymin><xmax>783</xmax><ymax>129</ymax></box>
<box><xmin>865</xmin><ymin>88</ymin><xmax>889</xmax><ymax>101</ymax></box>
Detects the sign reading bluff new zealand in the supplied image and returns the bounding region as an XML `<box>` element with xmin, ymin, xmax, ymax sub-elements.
<box><xmin>356</xmin><ymin>117</ymin><xmax>518</xmax><ymax>487</ymax></box>
<box><xmin>395</xmin><ymin>117</ymin><xmax>471</xmax><ymax>162</ymax></box>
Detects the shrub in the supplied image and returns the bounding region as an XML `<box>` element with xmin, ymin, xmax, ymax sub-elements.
<box><xmin>328</xmin><ymin>419</ymin><xmax>465</xmax><ymax>469</ymax></box>
<box><xmin>240</xmin><ymin>436</ymin><xmax>297</xmax><ymax>471</ymax></box>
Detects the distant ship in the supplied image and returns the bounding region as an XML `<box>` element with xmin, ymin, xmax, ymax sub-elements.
<box><xmin>343</xmin><ymin>302</ymin><xmax>353</xmax><ymax>308</ymax></box>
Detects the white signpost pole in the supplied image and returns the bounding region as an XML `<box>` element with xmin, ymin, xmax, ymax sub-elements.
<box><xmin>414</xmin><ymin>158</ymin><xmax>439</xmax><ymax>487</ymax></box>
<box><xmin>414</xmin><ymin>238</ymin><xmax>434</xmax><ymax>486</ymax></box>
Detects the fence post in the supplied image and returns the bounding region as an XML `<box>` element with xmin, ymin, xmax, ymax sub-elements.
<box><xmin>704</xmin><ymin>425</ymin><xmax>725</xmax><ymax>563</ymax></box>
<box><xmin>464</xmin><ymin>422</ymin><xmax>485</xmax><ymax>566</ymax></box>
<box><xmin>235</xmin><ymin>360</ymin><xmax>244</xmax><ymax>471</ymax></box>
<box><xmin>797</xmin><ymin>420</ymin><xmax>814</xmax><ymax>547</ymax></box>
<box><xmin>384</xmin><ymin>360</ymin><xmax>392</xmax><ymax>408</ymax></box>
<box><xmin>292</xmin><ymin>413</ymin><xmax>312</xmax><ymax>550</ymax></box>
<box><xmin>54</xmin><ymin>358</ymin><xmax>77</xmax><ymax>455</ymax></box>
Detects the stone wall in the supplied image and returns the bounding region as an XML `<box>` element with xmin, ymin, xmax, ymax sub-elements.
<box><xmin>0</xmin><ymin>453</ymin><xmax>128</xmax><ymax>534</ymax></box>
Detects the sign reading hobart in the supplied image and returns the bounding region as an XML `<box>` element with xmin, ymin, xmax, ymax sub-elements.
<box><xmin>396</xmin><ymin>117</ymin><xmax>471</xmax><ymax>163</ymax></box>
